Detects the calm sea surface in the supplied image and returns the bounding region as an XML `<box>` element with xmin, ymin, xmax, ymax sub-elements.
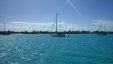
<box><xmin>0</xmin><ymin>34</ymin><xmax>113</xmax><ymax>64</ymax></box>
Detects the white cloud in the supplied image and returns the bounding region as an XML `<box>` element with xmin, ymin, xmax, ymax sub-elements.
<box><xmin>92</xmin><ymin>20</ymin><xmax>113</xmax><ymax>31</ymax></box>
<box><xmin>1</xmin><ymin>20</ymin><xmax>112</xmax><ymax>32</ymax></box>
<box><xmin>0</xmin><ymin>21</ymin><xmax>89</xmax><ymax>32</ymax></box>
<box><xmin>92</xmin><ymin>20</ymin><xmax>113</xmax><ymax>26</ymax></box>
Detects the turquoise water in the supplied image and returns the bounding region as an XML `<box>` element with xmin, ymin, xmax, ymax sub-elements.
<box><xmin>0</xmin><ymin>34</ymin><xmax>113</xmax><ymax>64</ymax></box>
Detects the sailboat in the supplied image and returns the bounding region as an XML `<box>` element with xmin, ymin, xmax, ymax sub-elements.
<box><xmin>51</xmin><ymin>13</ymin><xmax>65</xmax><ymax>37</ymax></box>
<box><xmin>0</xmin><ymin>21</ymin><xmax>11</xmax><ymax>35</ymax></box>
<box><xmin>97</xmin><ymin>23</ymin><xmax>107</xmax><ymax>36</ymax></box>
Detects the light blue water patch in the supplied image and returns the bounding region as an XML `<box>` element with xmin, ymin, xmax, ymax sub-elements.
<box><xmin>0</xmin><ymin>34</ymin><xmax>113</xmax><ymax>64</ymax></box>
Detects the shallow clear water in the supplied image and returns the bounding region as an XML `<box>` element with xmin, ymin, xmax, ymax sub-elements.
<box><xmin>0</xmin><ymin>34</ymin><xmax>113</xmax><ymax>64</ymax></box>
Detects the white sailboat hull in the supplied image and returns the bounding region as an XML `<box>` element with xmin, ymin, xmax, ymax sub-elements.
<box><xmin>51</xmin><ymin>33</ymin><xmax>65</xmax><ymax>37</ymax></box>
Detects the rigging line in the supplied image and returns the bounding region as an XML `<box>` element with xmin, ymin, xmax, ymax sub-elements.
<box><xmin>51</xmin><ymin>22</ymin><xmax>54</xmax><ymax>32</ymax></box>
<box><xmin>51</xmin><ymin>18</ymin><xmax>56</xmax><ymax>32</ymax></box>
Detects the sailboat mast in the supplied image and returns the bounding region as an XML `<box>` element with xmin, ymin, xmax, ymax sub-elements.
<box><xmin>56</xmin><ymin>13</ymin><xmax>58</xmax><ymax>32</ymax></box>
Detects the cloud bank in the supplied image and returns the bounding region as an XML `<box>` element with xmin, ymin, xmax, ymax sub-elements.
<box><xmin>92</xmin><ymin>20</ymin><xmax>113</xmax><ymax>31</ymax></box>
<box><xmin>0</xmin><ymin>21</ymin><xmax>90</xmax><ymax>32</ymax></box>
<box><xmin>0</xmin><ymin>20</ymin><xmax>113</xmax><ymax>32</ymax></box>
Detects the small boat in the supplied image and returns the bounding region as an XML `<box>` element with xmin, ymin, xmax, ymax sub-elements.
<box><xmin>0</xmin><ymin>32</ymin><xmax>11</xmax><ymax>35</ymax></box>
<box><xmin>51</xmin><ymin>13</ymin><xmax>65</xmax><ymax>37</ymax></box>
<box><xmin>98</xmin><ymin>31</ymin><xmax>107</xmax><ymax>36</ymax></box>
<box><xmin>97</xmin><ymin>23</ymin><xmax>107</xmax><ymax>36</ymax></box>
<box><xmin>0</xmin><ymin>22</ymin><xmax>11</xmax><ymax>35</ymax></box>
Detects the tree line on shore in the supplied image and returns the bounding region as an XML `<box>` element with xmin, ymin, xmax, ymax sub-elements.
<box><xmin>0</xmin><ymin>30</ymin><xmax>113</xmax><ymax>34</ymax></box>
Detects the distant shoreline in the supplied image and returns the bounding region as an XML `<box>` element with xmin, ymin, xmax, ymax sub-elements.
<box><xmin>0</xmin><ymin>31</ymin><xmax>113</xmax><ymax>34</ymax></box>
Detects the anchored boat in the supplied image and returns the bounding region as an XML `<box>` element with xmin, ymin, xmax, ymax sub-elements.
<box><xmin>51</xmin><ymin>13</ymin><xmax>65</xmax><ymax>37</ymax></box>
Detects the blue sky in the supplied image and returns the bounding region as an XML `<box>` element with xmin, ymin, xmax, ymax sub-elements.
<box><xmin>0</xmin><ymin>0</ymin><xmax>113</xmax><ymax>31</ymax></box>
